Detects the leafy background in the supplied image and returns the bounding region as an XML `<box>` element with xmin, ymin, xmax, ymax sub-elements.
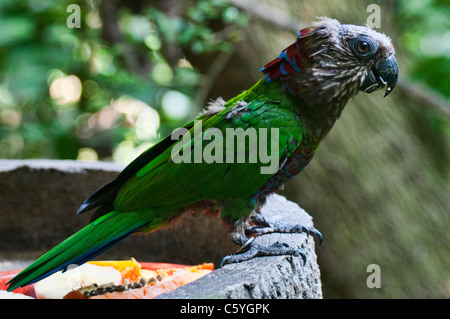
<box><xmin>0</xmin><ymin>0</ymin><xmax>449</xmax><ymax>298</ymax></box>
<box><xmin>0</xmin><ymin>0</ymin><xmax>249</xmax><ymax>163</ymax></box>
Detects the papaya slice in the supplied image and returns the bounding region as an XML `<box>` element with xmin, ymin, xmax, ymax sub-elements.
<box><xmin>88</xmin><ymin>258</ymin><xmax>141</xmax><ymax>283</ymax></box>
<box><xmin>0</xmin><ymin>260</ymin><xmax>214</xmax><ymax>299</ymax></box>
<box><xmin>88</xmin><ymin>263</ymin><xmax>214</xmax><ymax>299</ymax></box>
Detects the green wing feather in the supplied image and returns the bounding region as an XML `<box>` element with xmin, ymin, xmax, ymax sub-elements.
<box><xmin>114</xmin><ymin>84</ymin><xmax>303</xmax><ymax>211</ymax></box>
<box><xmin>7</xmin><ymin>80</ymin><xmax>304</xmax><ymax>291</ymax></box>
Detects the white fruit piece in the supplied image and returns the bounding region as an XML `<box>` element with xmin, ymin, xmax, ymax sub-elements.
<box><xmin>34</xmin><ymin>263</ymin><xmax>122</xmax><ymax>299</ymax></box>
<box><xmin>0</xmin><ymin>290</ymin><xmax>35</xmax><ymax>299</ymax></box>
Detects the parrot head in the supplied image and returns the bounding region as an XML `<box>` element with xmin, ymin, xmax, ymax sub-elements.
<box><xmin>261</xmin><ymin>17</ymin><xmax>399</xmax><ymax>107</ymax></box>
<box><xmin>305</xmin><ymin>17</ymin><xmax>399</xmax><ymax>98</ymax></box>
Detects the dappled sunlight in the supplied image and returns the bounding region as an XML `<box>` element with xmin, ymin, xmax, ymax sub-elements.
<box><xmin>49</xmin><ymin>75</ymin><xmax>82</xmax><ymax>105</ymax></box>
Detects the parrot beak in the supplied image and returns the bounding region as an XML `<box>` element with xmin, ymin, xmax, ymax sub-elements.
<box><xmin>360</xmin><ymin>55</ymin><xmax>399</xmax><ymax>97</ymax></box>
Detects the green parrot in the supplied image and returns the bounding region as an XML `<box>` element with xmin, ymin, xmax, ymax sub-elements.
<box><xmin>7</xmin><ymin>17</ymin><xmax>398</xmax><ymax>291</ymax></box>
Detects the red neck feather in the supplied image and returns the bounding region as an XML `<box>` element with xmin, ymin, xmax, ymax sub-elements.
<box><xmin>260</xmin><ymin>27</ymin><xmax>311</xmax><ymax>82</ymax></box>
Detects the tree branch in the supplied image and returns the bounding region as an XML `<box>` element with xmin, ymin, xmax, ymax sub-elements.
<box><xmin>226</xmin><ymin>0</ymin><xmax>304</xmax><ymax>32</ymax></box>
<box><xmin>397</xmin><ymin>79</ymin><xmax>450</xmax><ymax>120</ymax></box>
<box><xmin>194</xmin><ymin>49</ymin><xmax>235</xmax><ymax>111</ymax></box>
<box><xmin>99</xmin><ymin>0</ymin><xmax>152</xmax><ymax>77</ymax></box>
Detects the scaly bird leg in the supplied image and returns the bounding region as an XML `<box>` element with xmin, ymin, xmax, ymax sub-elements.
<box><xmin>220</xmin><ymin>234</ymin><xmax>306</xmax><ymax>267</ymax></box>
<box><xmin>220</xmin><ymin>213</ymin><xmax>321</xmax><ymax>267</ymax></box>
<box><xmin>245</xmin><ymin>213</ymin><xmax>323</xmax><ymax>245</ymax></box>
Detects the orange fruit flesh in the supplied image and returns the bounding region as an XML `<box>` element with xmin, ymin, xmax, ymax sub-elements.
<box><xmin>88</xmin><ymin>258</ymin><xmax>142</xmax><ymax>283</ymax></box>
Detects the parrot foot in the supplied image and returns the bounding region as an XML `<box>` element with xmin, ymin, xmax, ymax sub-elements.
<box><xmin>220</xmin><ymin>239</ymin><xmax>306</xmax><ymax>267</ymax></box>
<box><xmin>246</xmin><ymin>213</ymin><xmax>323</xmax><ymax>245</ymax></box>
<box><xmin>220</xmin><ymin>214</ymin><xmax>321</xmax><ymax>267</ymax></box>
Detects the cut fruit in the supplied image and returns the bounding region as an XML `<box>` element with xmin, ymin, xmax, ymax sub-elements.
<box><xmin>0</xmin><ymin>260</ymin><xmax>214</xmax><ymax>299</ymax></box>
<box><xmin>34</xmin><ymin>263</ymin><xmax>122</xmax><ymax>299</ymax></box>
<box><xmin>0</xmin><ymin>270</ymin><xmax>36</xmax><ymax>298</ymax></box>
<box><xmin>89</xmin><ymin>263</ymin><xmax>214</xmax><ymax>299</ymax></box>
<box><xmin>0</xmin><ymin>290</ymin><xmax>35</xmax><ymax>299</ymax></box>
<box><xmin>88</xmin><ymin>258</ymin><xmax>141</xmax><ymax>283</ymax></box>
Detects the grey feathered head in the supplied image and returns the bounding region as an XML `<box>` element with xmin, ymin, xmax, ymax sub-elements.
<box><xmin>261</xmin><ymin>18</ymin><xmax>399</xmax><ymax>112</ymax></box>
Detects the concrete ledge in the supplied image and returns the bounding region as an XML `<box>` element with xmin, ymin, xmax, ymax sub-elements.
<box><xmin>158</xmin><ymin>195</ymin><xmax>322</xmax><ymax>298</ymax></box>
<box><xmin>0</xmin><ymin>159</ymin><xmax>322</xmax><ymax>298</ymax></box>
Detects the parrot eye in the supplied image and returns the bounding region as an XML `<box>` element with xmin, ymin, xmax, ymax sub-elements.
<box><xmin>357</xmin><ymin>41</ymin><xmax>370</xmax><ymax>53</ymax></box>
<box><xmin>350</xmin><ymin>35</ymin><xmax>378</xmax><ymax>60</ymax></box>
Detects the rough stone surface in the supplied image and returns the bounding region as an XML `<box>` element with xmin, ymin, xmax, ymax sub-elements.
<box><xmin>0</xmin><ymin>159</ymin><xmax>322</xmax><ymax>298</ymax></box>
<box><xmin>158</xmin><ymin>195</ymin><xmax>322</xmax><ymax>299</ymax></box>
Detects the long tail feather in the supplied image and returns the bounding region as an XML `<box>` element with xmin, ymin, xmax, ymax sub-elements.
<box><xmin>6</xmin><ymin>210</ymin><xmax>150</xmax><ymax>291</ymax></box>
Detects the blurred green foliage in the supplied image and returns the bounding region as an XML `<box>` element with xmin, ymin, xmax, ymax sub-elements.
<box><xmin>396</xmin><ymin>0</ymin><xmax>450</xmax><ymax>171</ymax></box>
<box><xmin>0</xmin><ymin>0</ymin><xmax>448</xmax><ymax>166</ymax></box>
<box><xmin>0</xmin><ymin>0</ymin><xmax>247</xmax><ymax>163</ymax></box>
<box><xmin>397</xmin><ymin>0</ymin><xmax>450</xmax><ymax>98</ymax></box>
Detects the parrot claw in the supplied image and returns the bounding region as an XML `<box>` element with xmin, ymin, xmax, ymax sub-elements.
<box><xmin>246</xmin><ymin>214</ymin><xmax>323</xmax><ymax>245</ymax></box>
<box><xmin>236</xmin><ymin>236</ymin><xmax>255</xmax><ymax>253</ymax></box>
<box><xmin>220</xmin><ymin>214</ymin><xmax>320</xmax><ymax>267</ymax></box>
<box><xmin>220</xmin><ymin>241</ymin><xmax>306</xmax><ymax>268</ymax></box>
